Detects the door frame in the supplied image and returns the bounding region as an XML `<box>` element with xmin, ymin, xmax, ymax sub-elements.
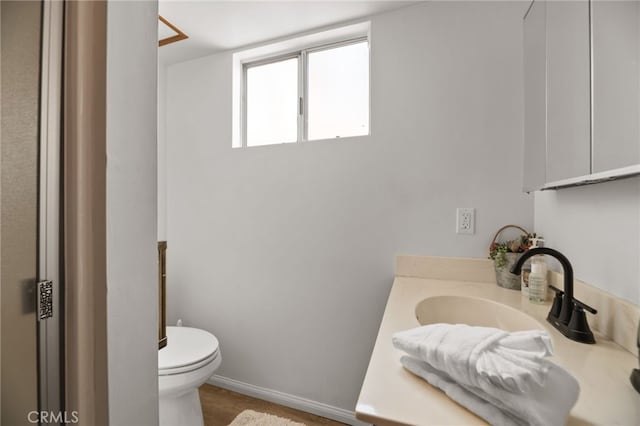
<box><xmin>38</xmin><ymin>0</ymin><xmax>64</xmax><ymax>417</ymax></box>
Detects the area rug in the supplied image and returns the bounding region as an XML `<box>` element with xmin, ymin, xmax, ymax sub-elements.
<box><xmin>228</xmin><ymin>409</ymin><xmax>306</xmax><ymax>426</ymax></box>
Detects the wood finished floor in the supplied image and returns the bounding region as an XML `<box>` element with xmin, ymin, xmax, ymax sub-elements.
<box><xmin>199</xmin><ymin>384</ymin><xmax>348</xmax><ymax>426</ymax></box>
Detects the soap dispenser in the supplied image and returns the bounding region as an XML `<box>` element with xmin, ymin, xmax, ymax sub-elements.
<box><xmin>522</xmin><ymin>236</ymin><xmax>544</xmax><ymax>301</ymax></box>
<box><xmin>528</xmin><ymin>261</ymin><xmax>547</xmax><ymax>304</ymax></box>
<box><xmin>528</xmin><ymin>238</ymin><xmax>547</xmax><ymax>304</ymax></box>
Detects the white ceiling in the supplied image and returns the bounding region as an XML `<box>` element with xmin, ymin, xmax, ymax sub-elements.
<box><xmin>158</xmin><ymin>1</ymin><xmax>417</xmax><ymax>65</ymax></box>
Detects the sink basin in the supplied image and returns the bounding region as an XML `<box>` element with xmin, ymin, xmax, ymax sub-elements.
<box><xmin>415</xmin><ymin>295</ymin><xmax>544</xmax><ymax>332</ymax></box>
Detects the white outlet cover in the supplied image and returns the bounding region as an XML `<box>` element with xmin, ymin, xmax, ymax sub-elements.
<box><xmin>456</xmin><ymin>208</ymin><xmax>475</xmax><ymax>235</ymax></box>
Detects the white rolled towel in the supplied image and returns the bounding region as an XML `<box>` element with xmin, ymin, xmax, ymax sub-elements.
<box><xmin>401</xmin><ymin>355</ymin><xmax>579</xmax><ymax>426</ymax></box>
<box><xmin>392</xmin><ymin>324</ymin><xmax>554</xmax><ymax>393</ymax></box>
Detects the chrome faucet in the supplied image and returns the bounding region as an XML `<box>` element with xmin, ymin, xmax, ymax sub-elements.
<box><xmin>511</xmin><ymin>247</ymin><xmax>597</xmax><ymax>344</ymax></box>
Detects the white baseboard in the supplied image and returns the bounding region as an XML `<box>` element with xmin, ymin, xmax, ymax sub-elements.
<box><xmin>207</xmin><ymin>375</ymin><xmax>370</xmax><ymax>426</ymax></box>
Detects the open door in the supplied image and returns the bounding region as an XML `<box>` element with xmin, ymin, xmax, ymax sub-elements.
<box><xmin>1</xmin><ymin>0</ymin><xmax>64</xmax><ymax>423</ymax></box>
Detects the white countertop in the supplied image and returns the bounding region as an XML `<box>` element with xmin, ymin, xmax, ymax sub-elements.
<box><xmin>355</xmin><ymin>258</ymin><xmax>640</xmax><ymax>425</ymax></box>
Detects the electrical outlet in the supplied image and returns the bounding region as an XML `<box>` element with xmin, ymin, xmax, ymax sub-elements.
<box><xmin>456</xmin><ymin>208</ymin><xmax>475</xmax><ymax>235</ymax></box>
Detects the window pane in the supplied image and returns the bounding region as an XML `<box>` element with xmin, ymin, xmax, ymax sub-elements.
<box><xmin>307</xmin><ymin>41</ymin><xmax>369</xmax><ymax>141</ymax></box>
<box><xmin>246</xmin><ymin>57</ymin><xmax>298</xmax><ymax>147</ymax></box>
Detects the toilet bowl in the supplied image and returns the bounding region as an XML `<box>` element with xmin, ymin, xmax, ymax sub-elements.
<box><xmin>159</xmin><ymin>326</ymin><xmax>221</xmax><ymax>426</ymax></box>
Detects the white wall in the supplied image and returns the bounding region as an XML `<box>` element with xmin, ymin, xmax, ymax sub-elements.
<box><xmin>535</xmin><ymin>176</ymin><xmax>640</xmax><ymax>305</ymax></box>
<box><xmin>163</xmin><ymin>1</ymin><xmax>532</xmax><ymax>412</ymax></box>
<box><xmin>106</xmin><ymin>1</ymin><xmax>159</xmax><ymax>424</ymax></box>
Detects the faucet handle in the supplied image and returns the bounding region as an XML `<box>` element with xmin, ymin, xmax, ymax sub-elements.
<box><xmin>567</xmin><ymin>303</ymin><xmax>596</xmax><ymax>344</ymax></box>
<box><xmin>573</xmin><ymin>298</ymin><xmax>597</xmax><ymax>315</ymax></box>
<box><xmin>549</xmin><ymin>284</ymin><xmax>564</xmax><ymax>295</ymax></box>
<box><xmin>548</xmin><ymin>291</ymin><xmax>563</xmax><ymax>319</ymax></box>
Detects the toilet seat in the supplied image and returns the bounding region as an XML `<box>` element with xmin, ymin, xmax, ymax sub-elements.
<box><xmin>159</xmin><ymin>326</ymin><xmax>220</xmax><ymax>376</ymax></box>
<box><xmin>159</xmin><ymin>349</ymin><xmax>220</xmax><ymax>376</ymax></box>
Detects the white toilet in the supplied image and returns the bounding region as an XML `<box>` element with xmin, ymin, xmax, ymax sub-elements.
<box><xmin>158</xmin><ymin>326</ymin><xmax>221</xmax><ymax>426</ymax></box>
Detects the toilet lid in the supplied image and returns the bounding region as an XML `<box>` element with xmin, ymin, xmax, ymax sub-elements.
<box><xmin>158</xmin><ymin>326</ymin><xmax>219</xmax><ymax>371</ymax></box>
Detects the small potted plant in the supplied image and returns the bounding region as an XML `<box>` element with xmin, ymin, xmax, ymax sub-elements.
<box><xmin>488</xmin><ymin>225</ymin><xmax>538</xmax><ymax>290</ymax></box>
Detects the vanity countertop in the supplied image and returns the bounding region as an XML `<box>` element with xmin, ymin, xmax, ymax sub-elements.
<box><xmin>355</xmin><ymin>256</ymin><xmax>640</xmax><ymax>426</ymax></box>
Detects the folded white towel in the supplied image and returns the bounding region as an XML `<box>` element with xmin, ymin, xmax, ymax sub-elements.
<box><xmin>392</xmin><ymin>324</ymin><xmax>554</xmax><ymax>393</ymax></box>
<box><xmin>401</xmin><ymin>356</ymin><xmax>523</xmax><ymax>426</ymax></box>
<box><xmin>401</xmin><ymin>355</ymin><xmax>579</xmax><ymax>426</ymax></box>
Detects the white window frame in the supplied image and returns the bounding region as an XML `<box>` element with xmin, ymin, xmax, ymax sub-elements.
<box><xmin>241</xmin><ymin>36</ymin><xmax>369</xmax><ymax>148</ymax></box>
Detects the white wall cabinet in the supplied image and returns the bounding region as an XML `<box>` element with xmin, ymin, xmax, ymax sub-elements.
<box><xmin>592</xmin><ymin>0</ymin><xmax>640</xmax><ymax>173</ymax></box>
<box><xmin>523</xmin><ymin>0</ymin><xmax>547</xmax><ymax>192</ymax></box>
<box><xmin>545</xmin><ymin>0</ymin><xmax>591</xmax><ymax>182</ymax></box>
<box><xmin>523</xmin><ymin>0</ymin><xmax>640</xmax><ymax>191</ymax></box>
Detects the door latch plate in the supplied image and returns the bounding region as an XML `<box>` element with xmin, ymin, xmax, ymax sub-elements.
<box><xmin>37</xmin><ymin>280</ymin><xmax>54</xmax><ymax>321</ymax></box>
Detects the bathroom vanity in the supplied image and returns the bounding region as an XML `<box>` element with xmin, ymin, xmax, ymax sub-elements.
<box><xmin>355</xmin><ymin>256</ymin><xmax>640</xmax><ymax>425</ymax></box>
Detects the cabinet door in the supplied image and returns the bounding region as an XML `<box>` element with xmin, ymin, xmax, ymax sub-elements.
<box><xmin>592</xmin><ymin>0</ymin><xmax>640</xmax><ymax>172</ymax></box>
<box><xmin>523</xmin><ymin>0</ymin><xmax>547</xmax><ymax>192</ymax></box>
<box><xmin>546</xmin><ymin>0</ymin><xmax>591</xmax><ymax>182</ymax></box>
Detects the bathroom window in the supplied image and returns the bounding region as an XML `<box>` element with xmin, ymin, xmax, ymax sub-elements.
<box><xmin>242</xmin><ymin>38</ymin><xmax>370</xmax><ymax>147</ymax></box>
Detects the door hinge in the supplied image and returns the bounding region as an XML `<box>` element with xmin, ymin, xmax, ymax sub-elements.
<box><xmin>37</xmin><ymin>280</ymin><xmax>54</xmax><ymax>321</ymax></box>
